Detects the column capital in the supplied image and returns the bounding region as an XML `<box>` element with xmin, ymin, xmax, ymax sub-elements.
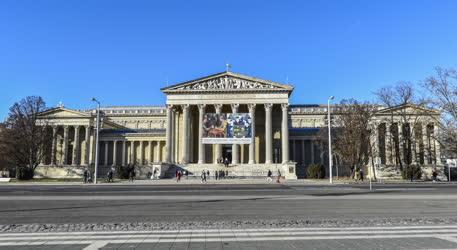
<box><xmin>63</xmin><ymin>125</ymin><xmax>69</xmax><ymax>131</ymax></box>
<box><xmin>214</xmin><ymin>104</ymin><xmax>223</xmax><ymax>113</ymax></box>
<box><xmin>166</xmin><ymin>104</ymin><xmax>173</xmax><ymax>110</ymax></box>
<box><xmin>231</xmin><ymin>103</ymin><xmax>240</xmax><ymax>113</ymax></box>
<box><xmin>248</xmin><ymin>104</ymin><xmax>256</xmax><ymax>113</ymax></box>
<box><xmin>264</xmin><ymin>103</ymin><xmax>273</xmax><ymax>111</ymax></box>
<box><xmin>197</xmin><ymin>104</ymin><xmax>206</xmax><ymax>110</ymax></box>
<box><xmin>181</xmin><ymin>104</ymin><xmax>190</xmax><ymax>111</ymax></box>
<box><xmin>281</xmin><ymin>103</ymin><xmax>289</xmax><ymax>111</ymax></box>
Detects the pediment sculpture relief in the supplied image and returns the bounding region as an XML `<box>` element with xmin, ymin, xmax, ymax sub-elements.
<box><xmin>177</xmin><ymin>77</ymin><xmax>276</xmax><ymax>90</ymax></box>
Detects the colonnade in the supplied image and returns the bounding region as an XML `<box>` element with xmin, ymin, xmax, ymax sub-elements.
<box><xmin>166</xmin><ymin>103</ymin><xmax>290</xmax><ymax>165</ymax></box>
<box><xmin>376</xmin><ymin>122</ymin><xmax>440</xmax><ymax>165</ymax></box>
<box><xmin>46</xmin><ymin>125</ymin><xmax>91</xmax><ymax>166</ymax></box>
<box><xmin>289</xmin><ymin>139</ymin><xmax>323</xmax><ymax>166</ymax></box>
<box><xmin>98</xmin><ymin>140</ymin><xmax>164</xmax><ymax>166</ymax></box>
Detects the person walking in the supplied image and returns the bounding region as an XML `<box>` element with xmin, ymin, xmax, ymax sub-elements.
<box><xmin>83</xmin><ymin>168</ymin><xmax>88</xmax><ymax>184</ymax></box>
<box><xmin>129</xmin><ymin>165</ymin><xmax>135</xmax><ymax>182</ymax></box>
<box><xmin>107</xmin><ymin>167</ymin><xmax>114</xmax><ymax>183</ymax></box>
<box><xmin>215</xmin><ymin>170</ymin><xmax>219</xmax><ymax>180</ymax></box>
<box><xmin>206</xmin><ymin>170</ymin><xmax>210</xmax><ymax>180</ymax></box>
<box><xmin>267</xmin><ymin>170</ymin><xmax>273</xmax><ymax>183</ymax></box>
<box><xmin>276</xmin><ymin>169</ymin><xmax>281</xmax><ymax>183</ymax></box>
<box><xmin>359</xmin><ymin>169</ymin><xmax>364</xmax><ymax>182</ymax></box>
<box><xmin>201</xmin><ymin>170</ymin><xmax>207</xmax><ymax>183</ymax></box>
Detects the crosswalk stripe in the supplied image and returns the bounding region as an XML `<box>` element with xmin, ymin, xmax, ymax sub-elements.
<box><xmin>2</xmin><ymin>224</ymin><xmax>457</xmax><ymax>237</ymax></box>
<box><xmin>1</xmin><ymin>233</ymin><xmax>457</xmax><ymax>246</ymax></box>
<box><xmin>2</xmin><ymin>229</ymin><xmax>457</xmax><ymax>241</ymax></box>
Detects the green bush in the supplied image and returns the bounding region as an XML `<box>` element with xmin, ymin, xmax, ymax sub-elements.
<box><xmin>307</xmin><ymin>164</ymin><xmax>326</xmax><ymax>179</ymax></box>
<box><xmin>401</xmin><ymin>165</ymin><xmax>422</xmax><ymax>180</ymax></box>
<box><xmin>16</xmin><ymin>167</ymin><xmax>34</xmax><ymax>180</ymax></box>
<box><xmin>115</xmin><ymin>165</ymin><xmax>130</xmax><ymax>179</ymax></box>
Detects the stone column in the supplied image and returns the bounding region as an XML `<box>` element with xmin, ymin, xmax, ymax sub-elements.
<box><xmin>122</xmin><ymin>141</ymin><xmax>126</xmax><ymax>166</ymax></box>
<box><xmin>72</xmin><ymin>126</ymin><xmax>80</xmax><ymax>165</ymax></box>
<box><xmin>165</xmin><ymin>105</ymin><xmax>173</xmax><ymax>163</ymax></box>
<box><xmin>130</xmin><ymin>141</ymin><xmax>135</xmax><ymax>164</ymax></box>
<box><xmin>310</xmin><ymin>140</ymin><xmax>315</xmax><ymax>164</ymax></box>
<box><xmin>171</xmin><ymin>109</ymin><xmax>176</xmax><ymax>163</ymax></box>
<box><xmin>149</xmin><ymin>141</ymin><xmax>153</xmax><ymax>164</ymax></box>
<box><xmin>84</xmin><ymin>126</ymin><xmax>90</xmax><ymax>165</ymax></box>
<box><xmin>434</xmin><ymin>124</ymin><xmax>441</xmax><ymax>164</ymax></box>
<box><xmin>139</xmin><ymin>141</ymin><xmax>144</xmax><ymax>165</ymax></box>
<box><xmin>397</xmin><ymin>123</ymin><xmax>403</xmax><ymax>165</ymax></box>
<box><xmin>264</xmin><ymin>103</ymin><xmax>273</xmax><ymax>164</ymax></box>
<box><xmin>113</xmin><ymin>140</ymin><xmax>117</xmax><ymax>166</ymax></box>
<box><xmin>51</xmin><ymin>126</ymin><xmax>57</xmax><ymax>165</ymax></box>
<box><xmin>248</xmin><ymin>104</ymin><xmax>256</xmax><ymax>164</ymax></box>
<box><xmin>214</xmin><ymin>104</ymin><xmax>223</xmax><ymax>164</ymax></box>
<box><xmin>411</xmin><ymin>124</ymin><xmax>418</xmax><ymax>165</ymax></box>
<box><xmin>104</xmin><ymin>141</ymin><xmax>109</xmax><ymax>166</ymax></box>
<box><xmin>62</xmin><ymin>126</ymin><xmax>69</xmax><ymax>165</ymax></box>
<box><xmin>156</xmin><ymin>141</ymin><xmax>161</xmax><ymax>162</ymax></box>
<box><xmin>422</xmin><ymin>124</ymin><xmax>429</xmax><ymax>164</ymax></box>
<box><xmin>231</xmin><ymin>104</ymin><xmax>240</xmax><ymax>164</ymax></box>
<box><xmin>182</xmin><ymin>104</ymin><xmax>190</xmax><ymax>163</ymax></box>
<box><xmin>385</xmin><ymin>123</ymin><xmax>392</xmax><ymax>165</ymax></box>
<box><xmin>301</xmin><ymin>140</ymin><xmax>305</xmax><ymax>165</ymax></box>
<box><xmin>198</xmin><ymin>104</ymin><xmax>206</xmax><ymax>164</ymax></box>
<box><xmin>281</xmin><ymin>103</ymin><xmax>290</xmax><ymax>163</ymax></box>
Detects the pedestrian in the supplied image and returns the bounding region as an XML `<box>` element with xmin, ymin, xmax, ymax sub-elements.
<box><xmin>207</xmin><ymin>170</ymin><xmax>210</xmax><ymax>180</ymax></box>
<box><xmin>267</xmin><ymin>170</ymin><xmax>272</xmax><ymax>182</ymax></box>
<box><xmin>224</xmin><ymin>158</ymin><xmax>229</xmax><ymax>167</ymax></box>
<box><xmin>107</xmin><ymin>167</ymin><xmax>114</xmax><ymax>183</ymax></box>
<box><xmin>276</xmin><ymin>169</ymin><xmax>281</xmax><ymax>183</ymax></box>
<box><xmin>432</xmin><ymin>168</ymin><xmax>438</xmax><ymax>182</ymax></box>
<box><xmin>83</xmin><ymin>168</ymin><xmax>88</xmax><ymax>184</ymax></box>
<box><xmin>129</xmin><ymin>165</ymin><xmax>135</xmax><ymax>182</ymax></box>
<box><xmin>359</xmin><ymin>169</ymin><xmax>364</xmax><ymax>182</ymax></box>
<box><xmin>215</xmin><ymin>170</ymin><xmax>219</xmax><ymax>180</ymax></box>
<box><xmin>201</xmin><ymin>170</ymin><xmax>207</xmax><ymax>183</ymax></box>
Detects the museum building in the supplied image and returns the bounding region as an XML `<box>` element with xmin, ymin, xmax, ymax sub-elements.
<box><xmin>36</xmin><ymin>71</ymin><xmax>442</xmax><ymax>179</ymax></box>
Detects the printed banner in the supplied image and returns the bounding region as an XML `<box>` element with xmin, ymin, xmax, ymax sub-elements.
<box><xmin>202</xmin><ymin>113</ymin><xmax>252</xmax><ymax>144</ymax></box>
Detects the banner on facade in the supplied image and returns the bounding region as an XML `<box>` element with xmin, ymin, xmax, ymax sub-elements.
<box><xmin>202</xmin><ymin>113</ymin><xmax>252</xmax><ymax>144</ymax></box>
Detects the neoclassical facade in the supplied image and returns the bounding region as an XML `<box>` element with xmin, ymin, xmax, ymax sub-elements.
<box><xmin>36</xmin><ymin>71</ymin><xmax>442</xmax><ymax>179</ymax></box>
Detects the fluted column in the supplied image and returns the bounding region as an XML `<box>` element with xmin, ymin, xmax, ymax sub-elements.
<box><xmin>130</xmin><ymin>141</ymin><xmax>135</xmax><ymax>164</ymax></box>
<box><xmin>139</xmin><ymin>141</ymin><xmax>144</xmax><ymax>165</ymax></box>
<box><xmin>113</xmin><ymin>140</ymin><xmax>117</xmax><ymax>166</ymax></box>
<box><xmin>281</xmin><ymin>103</ymin><xmax>289</xmax><ymax>163</ymax></box>
<box><xmin>397</xmin><ymin>123</ymin><xmax>403</xmax><ymax>165</ymax></box>
<box><xmin>231</xmin><ymin>103</ymin><xmax>240</xmax><ymax>164</ymax></box>
<box><xmin>149</xmin><ymin>141</ymin><xmax>153</xmax><ymax>164</ymax></box>
<box><xmin>165</xmin><ymin>105</ymin><xmax>173</xmax><ymax>163</ymax></box>
<box><xmin>62</xmin><ymin>126</ymin><xmax>69</xmax><ymax>165</ymax></box>
<box><xmin>310</xmin><ymin>140</ymin><xmax>315</xmax><ymax>164</ymax></box>
<box><xmin>264</xmin><ymin>103</ymin><xmax>273</xmax><ymax>164</ymax></box>
<box><xmin>198</xmin><ymin>104</ymin><xmax>206</xmax><ymax>164</ymax></box>
<box><xmin>214</xmin><ymin>104</ymin><xmax>223</xmax><ymax>164</ymax></box>
<box><xmin>422</xmin><ymin>124</ymin><xmax>429</xmax><ymax>164</ymax></box>
<box><xmin>104</xmin><ymin>141</ymin><xmax>109</xmax><ymax>166</ymax></box>
<box><xmin>122</xmin><ymin>141</ymin><xmax>126</xmax><ymax>166</ymax></box>
<box><xmin>385</xmin><ymin>123</ymin><xmax>392</xmax><ymax>165</ymax></box>
<box><xmin>84</xmin><ymin>126</ymin><xmax>90</xmax><ymax>165</ymax></box>
<box><xmin>156</xmin><ymin>141</ymin><xmax>162</xmax><ymax>162</ymax></box>
<box><xmin>72</xmin><ymin>126</ymin><xmax>80</xmax><ymax>165</ymax></box>
<box><xmin>248</xmin><ymin>104</ymin><xmax>256</xmax><ymax>164</ymax></box>
<box><xmin>301</xmin><ymin>140</ymin><xmax>305</xmax><ymax>165</ymax></box>
<box><xmin>434</xmin><ymin>124</ymin><xmax>441</xmax><ymax>164</ymax></box>
<box><xmin>182</xmin><ymin>104</ymin><xmax>190</xmax><ymax>163</ymax></box>
<box><xmin>51</xmin><ymin>126</ymin><xmax>57</xmax><ymax>165</ymax></box>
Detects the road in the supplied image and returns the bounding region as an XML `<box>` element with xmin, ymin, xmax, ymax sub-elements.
<box><xmin>0</xmin><ymin>181</ymin><xmax>457</xmax><ymax>249</ymax></box>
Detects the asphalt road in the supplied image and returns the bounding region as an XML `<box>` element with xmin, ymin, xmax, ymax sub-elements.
<box><xmin>0</xmin><ymin>182</ymin><xmax>456</xmax><ymax>225</ymax></box>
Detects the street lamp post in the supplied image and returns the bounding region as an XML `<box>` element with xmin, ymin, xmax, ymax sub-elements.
<box><xmin>328</xmin><ymin>96</ymin><xmax>335</xmax><ymax>184</ymax></box>
<box><xmin>92</xmin><ymin>98</ymin><xmax>101</xmax><ymax>184</ymax></box>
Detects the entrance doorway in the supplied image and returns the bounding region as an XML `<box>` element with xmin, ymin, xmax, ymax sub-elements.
<box><xmin>222</xmin><ymin>145</ymin><xmax>232</xmax><ymax>163</ymax></box>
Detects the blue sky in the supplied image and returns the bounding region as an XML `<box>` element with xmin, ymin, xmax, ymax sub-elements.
<box><xmin>1</xmin><ymin>0</ymin><xmax>457</xmax><ymax>119</ymax></box>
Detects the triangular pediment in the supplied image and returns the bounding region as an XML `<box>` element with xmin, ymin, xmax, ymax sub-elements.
<box><xmin>161</xmin><ymin>71</ymin><xmax>293</xmax><ymax>93</ymax></box>
<box><xmin>375</xmin><ymin>103</ymin><xmax>439</xmax><ymax>116</ymax></box>
<box><xmin>38</xmin><ymin>107</ymin><xmax>90</xmax><ymax>118</ymax></box>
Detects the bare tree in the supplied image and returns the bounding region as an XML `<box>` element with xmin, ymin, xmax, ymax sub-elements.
<box><xmin>374</xmin><ymin>82</ymin><xmax>428</xmax><ymax>174</ymax></box>
<box><xmin>423</xmin><ymin>66</ymin><xmax>457</xmax><ymax>158</ymax></box>
<box><xmin>1</xmin><ymin>96</ymin><xmax>52</xmax><ymax>179</ymax></box>
<box><xmin>321</xmin><ymin>99</ymin><xmax>377</xmax><ymax>178</ymax></box>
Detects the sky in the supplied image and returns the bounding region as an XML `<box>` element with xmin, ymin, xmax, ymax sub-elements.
<box><xmin>1</xmin><ymin>0</ymin><xmax>457</xmax><ymax>119</ymax></box>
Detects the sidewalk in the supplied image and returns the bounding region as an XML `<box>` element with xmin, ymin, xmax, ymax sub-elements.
<box><xmin>2</xmin><ymin>177</ymin><xmax>457</xmax><ymax>185</ymax></box>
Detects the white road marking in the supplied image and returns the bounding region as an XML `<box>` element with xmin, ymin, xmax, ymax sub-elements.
<box><xmin>0</xmin><ymin>194</ymin><xmax>456</xmax><ymax>200</ymax></box>
<box><xmin>0</xmin><ymin>226</ymin><xmax>457</xmax><ymax>247</ymax></box>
